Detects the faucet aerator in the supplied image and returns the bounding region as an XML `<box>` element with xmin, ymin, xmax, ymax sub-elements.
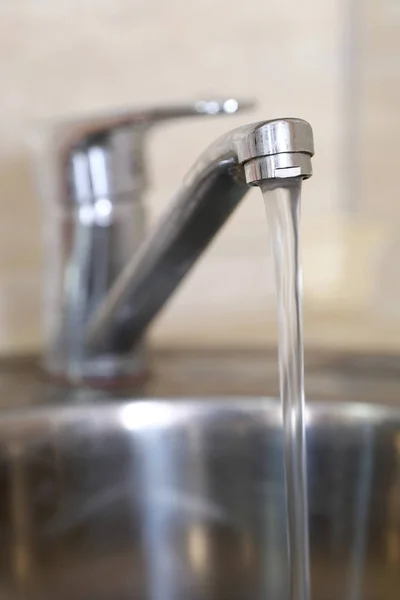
<box><xmin>244</xmin><ymin>153</ymin><xmax>313</xmax><ymax>186</ymax></box>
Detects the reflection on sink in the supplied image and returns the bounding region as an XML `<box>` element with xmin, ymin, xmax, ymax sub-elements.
<box><xmin>0</xmin><ymin>397</ymin><xmax>399</xmax><ymax>599</ymax></box>
<box><xmin>0</xmin><ymin>349</ymin><xmax>400</xmax><ymax>599</ymax></box>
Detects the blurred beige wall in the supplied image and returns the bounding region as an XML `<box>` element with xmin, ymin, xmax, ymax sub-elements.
<box><xmin>0</xmin><ymin>0</ymin><xmax>398</xmax><ymax>355</ymax></box>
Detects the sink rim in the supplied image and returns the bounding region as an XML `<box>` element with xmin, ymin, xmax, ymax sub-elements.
<box><xmin>0</xmin><ymin>396</ymin><xmax>397</xmax><ymax>443</ymax></box>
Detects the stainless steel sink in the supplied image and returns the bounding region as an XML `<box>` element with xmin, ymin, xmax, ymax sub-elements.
<box><xmin>0</xmin><ymin>350</ymin><xmax>400</xmax><ymax>599</ymax></box>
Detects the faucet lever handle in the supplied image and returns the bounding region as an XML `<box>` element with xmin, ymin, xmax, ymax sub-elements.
<box><xmin>43</xmin><ymin>97</ymin><xmax>254</xmax><ymax>205</ymax></box>
<box><xmin>53</xmin><ymin>97</ymin><xmax>255</xmax><ymax>145</ymax></box>
<box><xmin>140</xmin><ymin>98</ymin><xmax>255</xmax><ymax>126</ymax></box>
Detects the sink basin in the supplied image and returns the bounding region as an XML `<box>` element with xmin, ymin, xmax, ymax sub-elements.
<box><xmin>0</xmin><ymin>349</ymin><xmax>400</xmax><ymax>599</ymax></box>
<box><xmin>0</xmin><ymin>395</ymin><xmax>399</xmax><ymax>600</ymax></box>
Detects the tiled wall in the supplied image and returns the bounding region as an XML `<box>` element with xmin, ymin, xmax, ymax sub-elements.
<box><xmin>0</xmin><ymin>0</ymin><xmax>398</xmax><ymax>355</ymax></box>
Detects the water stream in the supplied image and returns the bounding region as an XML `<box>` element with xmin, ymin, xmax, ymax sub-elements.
<box><xmin>262</xmin><ymin>179</ymin><xmax>311</xmax><ymax>600</ymax></box>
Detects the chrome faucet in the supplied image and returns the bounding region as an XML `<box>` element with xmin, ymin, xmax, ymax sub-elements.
<box><xmin>36</xmin><ymin>101</ymin><xmax>314</xmax><ymax>385</ymax></box>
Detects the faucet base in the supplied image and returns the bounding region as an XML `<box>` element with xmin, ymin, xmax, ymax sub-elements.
<box><xmin>43</xmin><ymin>343</ymin><xmax>148</xmax><ymax>389</ymax></box>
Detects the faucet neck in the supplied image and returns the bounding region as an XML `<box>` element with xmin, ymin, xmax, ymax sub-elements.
<box><xmin>87</xmin><ymin>119</ymin><xmax>314</xmax><ymax>353</ymax></box>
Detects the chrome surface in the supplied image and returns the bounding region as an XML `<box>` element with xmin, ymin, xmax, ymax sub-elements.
<box><xmin>53</xmin><ymin>98</ymin><xmax>255</xmax><ymax>207</ymax></box>
<box><xmin>37</xmin><ymin>98</ymin><xmax>252</xmax><ymax>384</ymax></box>
<box><xmin>0</xmin><ymin>396</ymin><xmax>399</xmax><ymax>598</ymax></box>
<box><xmin>0</xmin><ymin>350</ymin><xmax>399</xmax><ymax>599</ymax></box>
<box><xmin>88</xmin><ymin>118</ymin><xmax>314</xmax><ymax>353</ymax></box>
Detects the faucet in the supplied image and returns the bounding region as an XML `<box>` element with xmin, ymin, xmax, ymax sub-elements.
<box><xmin>36</xmin><ymin>101</ymin><xmax>314</xmax><ymax>385</ymax></box>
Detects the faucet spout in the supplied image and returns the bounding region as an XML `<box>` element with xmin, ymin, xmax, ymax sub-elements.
<box><xmin>88</xmin><ymin>118</ymin><xmax>314</xmax><ymax>353</ymax></box>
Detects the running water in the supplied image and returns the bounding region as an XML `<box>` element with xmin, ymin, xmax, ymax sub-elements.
<box><xmin>262</xmin><ymin>179</ymin><xmax>311</xmax><ymax>600</ymax></box>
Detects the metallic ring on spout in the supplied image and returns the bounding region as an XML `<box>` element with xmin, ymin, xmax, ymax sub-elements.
<box><xmin>236</xmin><ymin>118</ymin><xmax>314</xmax><ymax>163</ymax></box>
<box><xmin>234</xmin><ymin>118</ymin><xmax>314</xmax><ymax>185</ymax></box>
<box><xmin>244</xmin><ymin>153</ymin><xmax>313</xmax><ymax>185</ymax></box>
